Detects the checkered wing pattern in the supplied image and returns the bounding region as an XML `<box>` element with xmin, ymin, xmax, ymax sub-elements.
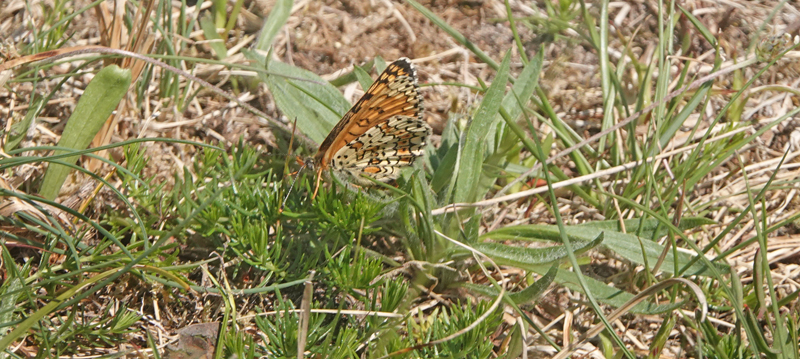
<box><xmin>313</xmin><ymin>58</ymin><xmax>428</xmax><ymax>184</ymax></box>
<box><xmin>330</xmin><ymin>115</ymin><xmax>430</xmax><ymax>184</ymax></box>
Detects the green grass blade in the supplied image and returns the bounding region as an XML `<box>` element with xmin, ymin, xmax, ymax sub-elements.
<box><xmin>652</xmin><ymin>82</ymin><xmax>711</xmax><ymax>157</ymax></box>
<box><xmin>254</xmin><ymin>0</ymin><xmax>293</xmax><ymax>51</ymax></box>
<box><xmin>405</xmin><ymin>0</ymin><xmax>498</xmax><ymax>70</ymax></box>
<box><xmin>678</xmin><ymin>6</ymin><xmax>717</xmax><ymax>47</ymax></box>
<box><xmin>200</xmin><ymin>15</ymin><xmax>228</xmax><ymax>59</ymax></box>
<box><xmin>4</xmin><ymin>97</ymin><xmax>42</xmax><ymax>151</ymax></box>
<box><xmin>352</xmin><ymin>64</ymin><xmax>373</xmax><ymax>90</ymax></box>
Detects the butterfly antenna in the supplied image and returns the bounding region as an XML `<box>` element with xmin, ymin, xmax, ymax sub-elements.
<box><xmin>280</xmin><ymin>118</ymin><xmax>301</xmax><ymax>213</ymax></box>
<box><xmin>281</xmin><ymin>159</ymin><xmax>305</xmax><ymax>211</ymax></box>
<box><xmin>283</xmin><ymin>117</ymin><xmax>299</xmax><ymax>175</ymax></box>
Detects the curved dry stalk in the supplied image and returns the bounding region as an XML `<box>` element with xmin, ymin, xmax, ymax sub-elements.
<box><xmin>431</xmin><ymin>125</ymin><xmax>752</xmax><ymax>215</ymax></box>
<box><xmin>0</xmin><ymin>45</ymin><xmax>318</xmax><ymax>149</ymax></box>
<box><xmin>491</xmin><ymin>57</ymin><xmax>758</xmax><ymax>198</ymax></box>
<box><xmin>552</xmin><ymin>277</ymin><xmax>707</xmax><ymax>359</ymax></box>
<box><xmin>374</xmin><ymin>230</ymin><xmax>507</xmax><ymax>359</ymax></box>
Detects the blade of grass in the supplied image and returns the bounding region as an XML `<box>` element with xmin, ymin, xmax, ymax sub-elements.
<box><xmin>254</xmin><ymin>0</ymin><xmax>293</xmax><ymax>51</ymax></box>
<box><xmin>404</xmin><ymin>0</ymin><xmax>498</xmax><ymax>70</ymax></box>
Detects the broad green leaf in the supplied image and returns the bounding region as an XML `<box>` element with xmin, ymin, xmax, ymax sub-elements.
<box><xmin>430</xmin><ymin>142</ymin><xmax>458</xmax><ymax>194</ymax></box>
<box><xmin>461</xmin><ymin>263</ymin><xmax>557</xmax><ymax>305</ymax></box>
<box><xmin>483</xmin><ymin>218</ymin><xmax>726</xmax><ymax>276</ymax></box>
<box><xmin>464</xmin><ymin>237</ymin><xmax>683</xmax><ymax>313</ymax></box>
<box><xmin>505</xmin><ymin>321</ymin><xmax>525</xmax><ymax>359</ymax></box>
<box><xmin>373</xmin><ymin>56</ymin><xmax>387</xmax><ymax>73</ymax></box>
<box><xmin>0</xmin><ymin>273</ymin><xmax>23</xmax><ymax>338</ymax></box>
<box><xmin>575</xmin><ymin>217</ymin><xmax>716</xmax><ymax>240</ymax></box>
<box><xmin>254</xmin><ymin>0</ymin><xmax>293</xmax><ymax>51</ymax></box>
<box><xmin>468</xmin><ymin>233</ymin><xmax>602</xmax><ymax>267</ymax></box>
<box><xmin>39</xmin><ymin>65</ymin><xmax>131</xmax><ymax>200</ymax></box>
<box><xmin>601</xmin><ymin>230</ymin><xmax>720</xmax><ymax>276</ymax></box>
<box><xmin>328</xmin><ymin>59</ymin><xmax>375</xmax><ymax>87</ymax></box>
<box><xmin>453</xmin><ymin>52</ymin><xmax>510</xmax><ymax>204</ymax></box>
<box><xmin>430</xmin><ymin>117</ymin><xmax>461</xmax><ymax>201</ymax></box>
<box><xmin>528</xmin><ymin>265</ymin><xmax>684</xmax><ymax>314</ymax></box>
<box><xmin>246</xmin><ymin>52</ymin><xmax>350</xmax><ymax>143</ymax></box>
<box><xmin>491</xmin><ymin>49</ymin><xmax>543</xmax><ymax>152</ymax></box>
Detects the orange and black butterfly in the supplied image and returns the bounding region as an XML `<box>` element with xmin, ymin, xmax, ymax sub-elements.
<box><xmin>307</xmin><ymin>58</ymin><xmax>431</xmax><ymax>190</ymax></box>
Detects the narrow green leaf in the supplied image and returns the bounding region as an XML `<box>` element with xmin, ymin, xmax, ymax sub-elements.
<box><xmin>254</xmin><ymin>0</ymin><xmax>293</xmax><ymax>51</ymax></box>
<box><xmin>405</xmin><ymin>0</ymin><xmax>498</xmax><ymax>70</ymax></box>
<box><xmin>647</xmin><ymin>313</ymin><xmax>676</xmax><ymax>359</ymax></box>
<box><xmin>5</xmin><ymin>97</ymin><xmax>42</xmax><ymax>151</ymax></box>
<box><xmin>212</xmin><ymin>0</ymin><xmax>226</xmax><ymax>28</ymax></box>
<box><xmin>352</xmin><ymin>64</ymin><xmax>373</xmax><ymax>91</ymax></box>
<box><xmin>453</xmin><ymin>52</ymin><xmax>510</xmax><ymax>204</ymax></box>
<box><xmin>199</xmin><ymin>15</ymin><xmax>227</xmax><ymax>60</ymax></box>
<box><xmin>39</xmin><ymin>65</ymin><xmax>131</xmax><ymax>200</ymax></box>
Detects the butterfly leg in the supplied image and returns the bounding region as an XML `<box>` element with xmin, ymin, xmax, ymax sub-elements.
<box><xmin>312</xmin><ymin>167</ymin><xmax>323</xmax><ymax>199</ymax></box>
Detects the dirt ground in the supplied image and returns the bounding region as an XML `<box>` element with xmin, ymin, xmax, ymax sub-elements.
<box><xmin>2</xmin><ymin>0</ymin><xmax>800</xmax><ymax>357</ymax></box>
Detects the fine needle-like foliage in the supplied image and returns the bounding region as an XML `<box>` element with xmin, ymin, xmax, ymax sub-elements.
<box><xmin>1</xmin><ymin>0</ymin><xmax>800</xmax><ymax>358</ymax></box>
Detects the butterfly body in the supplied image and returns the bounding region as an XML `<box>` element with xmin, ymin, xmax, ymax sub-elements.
<box><xmin>311</xmin><ymin>58</ymin><xmax>431</xmax><ymax>186</ymax></box>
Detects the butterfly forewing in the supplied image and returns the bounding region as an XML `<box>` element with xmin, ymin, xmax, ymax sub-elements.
<box><xmin>310</xmin><ymin>57</ymin><xmax>429</xmax><ymax>188</ymax></box>
<box><xmin>314</xmin><ymin>58</ymin><xmax>423</xmax><ymax>167</ymax></box>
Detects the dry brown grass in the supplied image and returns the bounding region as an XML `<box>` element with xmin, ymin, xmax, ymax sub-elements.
<box><xmin>2</xmin><ymin>0</ymin><xmax>800</xmax><ymax>357</ymax></box>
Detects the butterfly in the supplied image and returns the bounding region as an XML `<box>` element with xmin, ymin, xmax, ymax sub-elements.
<box><xmin>307</xmin><ymin>58</ymin><xmax>431</xmax><ymax>193</ymax></box>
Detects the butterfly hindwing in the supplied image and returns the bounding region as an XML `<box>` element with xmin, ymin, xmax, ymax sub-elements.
<box><xmin>314</xmin><ymin>58</ymin><xmax>423</xmax><ymax>167</ymax></box>
<box><xmin>331</xmin><ymin>115</ymin><xmax>431</xmax><ymax>184</ymax></box>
